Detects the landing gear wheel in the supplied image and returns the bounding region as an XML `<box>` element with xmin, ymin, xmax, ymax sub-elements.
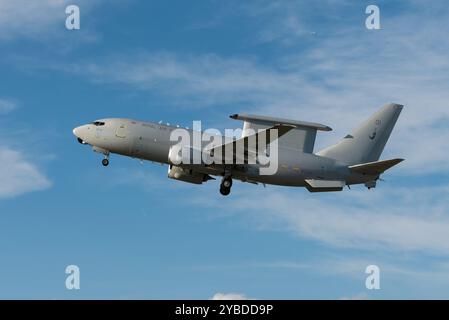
<box><xmin>102</xmin><ymin>158</ymin><xmax>109</xmax><ymax>167</ymax></box>
<box><xmin>219</xmin><ymin>177</ymin><xmax>232</xmax><ymax>196</ymax></box>
<box><xmin>220</xmin><ymin>185</ymin><xmax>231</xmax><ymax>196</ymax></box>
<box><xmin>222</xmin><ymin>178</ymin><xmax>232</xmax><ymax>188</ymax></box>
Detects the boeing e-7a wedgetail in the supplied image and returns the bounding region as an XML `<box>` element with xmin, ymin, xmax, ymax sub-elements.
<box><xmin>73</xmin><ymin>103</ymin><xmax>404</xmax><ymax>196</ymax></box>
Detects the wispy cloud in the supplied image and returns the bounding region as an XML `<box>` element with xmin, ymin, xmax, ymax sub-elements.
<box><xmin>40</xmin><ymin>1</ymin><xmax>449</xmax><ymax>258</ymax></box>
<box><xmin>74</xmin><ymin>52</ymin><xmax>304</xmax><ymax>109</ymax></box>
<box><xmin>196</xmin><ymin>184</ymin><xmax>449</xmax><ymax>255</ymax></box>
<box><xmin>5</xmin><ymin>2</ymin><xmax>448</xmax><ymax>174</ymax></box>
<box><xmin>49</xmin><ymin>2</ymin><xmax>449</xmax><ymax>174</ymax></box>
<box><xmin>200</xmin><ymin>255</ymin><xmax>449</xmax><ymax>298</ymax></box>
<box><xmin>0</xmin><ymin>0</ymin><xmax>69</xmax><ymax>39</ymax></box>
<box><xmin>0</xmin><ymin>98</ymin><xmax>17</xmax><ymax>113</ymax></box>
<box><xmin>0</xmin><ymin>146</ymin><xmax>51</xmax><ymax>198</ymax></box>
<box><xmin>239</xmin><ymin>0</ymin><xmax>332</xmax><ymax>45</ymax></box>
<box><xmin>0</xmin><ymin>98</ymin><xmax>51</xmax><ymax>198</ymax></box>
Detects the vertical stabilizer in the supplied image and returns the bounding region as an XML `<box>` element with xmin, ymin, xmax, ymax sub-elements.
<box><xmin>317</xmin><ymin>103</ymin><xmax>403</xmax><ymax>165</ymax></box>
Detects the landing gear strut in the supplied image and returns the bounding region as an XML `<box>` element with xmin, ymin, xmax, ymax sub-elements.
<box><xmin>220</xmin><ymin>176</ymin><xmax>232</xmax><ymax>196</ymax></box>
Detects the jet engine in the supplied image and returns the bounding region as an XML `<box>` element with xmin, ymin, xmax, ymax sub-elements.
<box><xmin>167</xmin><ymin>165</ymin><xmax>213</xmax><ymax>184</ymax></box>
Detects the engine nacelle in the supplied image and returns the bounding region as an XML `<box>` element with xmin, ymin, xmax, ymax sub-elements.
<box><xmin>167</xmin><ymin>165</ymin><xmax>208</xmax><ymax>184</ymax></box>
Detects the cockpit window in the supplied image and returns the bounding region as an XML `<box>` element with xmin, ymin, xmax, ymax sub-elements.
<box><xmin>92</xmin><ymin>121</ymin><xmax>105</xmax><ymax>126</ymax></box>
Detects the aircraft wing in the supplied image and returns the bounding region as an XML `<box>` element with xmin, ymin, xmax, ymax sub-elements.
<box><xmin>206</xmin><ymin>124</ymin><xmax>296</xmax><ymax>163</ymax></box>
<box><xmin>348</xmin><ymin>158</ymin><xmax>404</xmax><ymax>175</ymax></box>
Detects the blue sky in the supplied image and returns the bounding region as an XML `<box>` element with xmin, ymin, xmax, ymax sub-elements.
<box><xmin>1</xmin><ymin>0</ymin><xmax>449</xmax><ymax>299</ymax></box>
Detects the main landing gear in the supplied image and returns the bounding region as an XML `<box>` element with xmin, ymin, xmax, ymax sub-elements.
<box><xmin>220</xmin><ymin>176</ymin><xmax>233</xmax><ymax>196</ymax></box>
<box><xmin>102</xmin><ymin>157</ymin><xmax>109</xmax><ymax>167</ymax></box>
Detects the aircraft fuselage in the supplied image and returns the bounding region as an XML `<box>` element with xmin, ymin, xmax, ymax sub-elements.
<box><xmin>73</xmin><ymin>118</ymin><xmax>374</xmax><ymax>188</ymax></box>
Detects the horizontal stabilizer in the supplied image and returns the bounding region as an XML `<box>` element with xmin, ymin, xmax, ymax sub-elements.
<box><xmin>348</xmin><ymin>158</ymin><xmax>404</xmax><ymax>175</ymax></box>
<box><xmin>305</xmin><ymin>179</ymin><xmax>345</xmax><ymax>192</ymax></box>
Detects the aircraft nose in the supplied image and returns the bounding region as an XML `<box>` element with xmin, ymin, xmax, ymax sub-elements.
<box><xmin>73</xmin><ymin>125</ymin><xmax>89</xmax><ymax>144</ymax></box>
<box><xmin>73</xmin><ymin>126</ymin><xmax>81</xmax><ymax>137</ymax></box>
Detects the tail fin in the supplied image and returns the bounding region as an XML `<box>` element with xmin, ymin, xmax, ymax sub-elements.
<box><xmin>317</xmin><ymin>103</ymin><xmax>403</xmax><ymax>165</ymax></box>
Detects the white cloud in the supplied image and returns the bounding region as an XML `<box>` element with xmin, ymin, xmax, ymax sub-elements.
<box><xmin>76</xmin><ymin>53</ymin><xmax>304</xmax><ymax>109</ymax></box>
<box><xmin>200</xmin><ymin>255</ymin><xmax>449</xmax><ymax>298</ymax></box>
<box><xmin>0</xmin><ymin>98</ymin><xmax>17</xmax><ymax>113</ymax></box>
<box><xmin>64</xmin><ymin>2</ymin><xmax>449</xmax><ymax>174</ymax></box>
<box><xmin>42</xmin><ymin>1</ymin><xmax>449</xmax><ymax>257</ymax></box>
<box><xmin>211</xmin><ymin>292</ymin><xmax>252</xmax><ymax>300</ymax></box>
<box><xmin>16</xmin><ymin>0</ymin><xmax>447</xmax><ymax>255</ymax></box>
<box><xmin>0</xmin><ymin>98</ymin><xmax>51</xmax><ymax>198</ymax></box>
<box><xmin>5</xmin><ymin>2</ymin><xmax>447</xmax><ymax>175</ymax></box>
<box><xmin>0</xmin><ymin>146</ymin><xmax>51</xmax><ymax>198</ymax></box>
<box><xmin>240</xmin><ymin>0</ymin><xmax>329</xmax><ymax>45</ymax></box>
<box><xmin>0</xmin><ymin>0</ymin><xmax>68</xmax><ymax>39</ymax></box>
<box><xmin>196</xmin><ymin>184</ymin><xmax>449</xmax><ymax>255</ymax></box>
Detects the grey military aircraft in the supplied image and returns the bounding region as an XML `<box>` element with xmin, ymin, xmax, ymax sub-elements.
<box><xmin>73</xmin><ymin>103</ymin><xmax>403</xmax><ymax>196</ymax></box>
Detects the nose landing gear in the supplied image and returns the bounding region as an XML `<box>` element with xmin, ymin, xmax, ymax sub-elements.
<box><xmin>220</xmin><ymin>176</ymin><xmax>232</xmax><ymax>196</ymax></box>
<box><xmin>92</xmin><ymin>146</ymin><xmax>110</xmax><ymax>167</ymax></box>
